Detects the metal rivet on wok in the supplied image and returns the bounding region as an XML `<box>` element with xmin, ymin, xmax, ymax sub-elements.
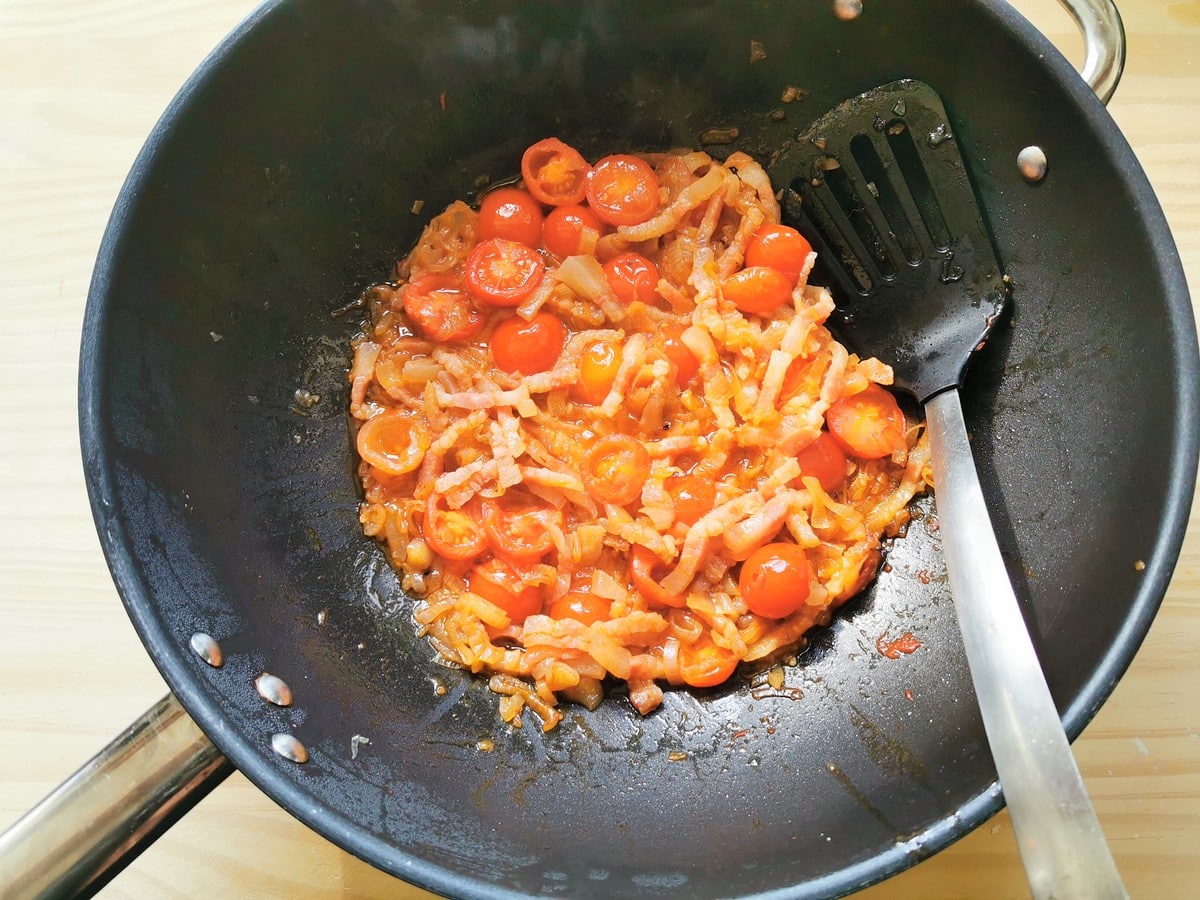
<box><xmin>189</xmin><ymin>632</ymin><xmax>224</xmax><ymax>668</ymax></box>
<box><xmin>833</xmin><ymin>0</ymin><xmax>863</xmax><ymax>20</ymax></box>
<box><xmin>1017</xmin><ymin>145</ymin><xmax>1048</xmax><ymax>182</ymax></box>
<box><xmin>255</xmin><ymin>672</ymin><xmax>294</xmax><ymax>707</ymax></box>
<box><xmin>271</xmin><ymin>733</ymin><xmax>309</xmax><ymax>764</ymax></box>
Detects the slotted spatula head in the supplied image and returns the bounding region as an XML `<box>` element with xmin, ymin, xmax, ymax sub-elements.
<box><xmin>771</xmin><ymin>80</ymin><xmax>1009</xmax><ymax>403</ymax></box>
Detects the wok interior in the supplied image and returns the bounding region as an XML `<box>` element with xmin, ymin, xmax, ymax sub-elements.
<box><xmin>84</xmin><ymin>1</ymin><xmax>1186</xmax><ymax>896</ymax></box>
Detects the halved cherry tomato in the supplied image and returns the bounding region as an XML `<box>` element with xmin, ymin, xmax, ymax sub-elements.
<box><xmin>666</xmin><ymin>473</ymin><xmax>716</xmax><ymax>527</ymax></box>
<box><xmin>576</xmin><ymin>338</ymin><xmax>622</xmax><ymax>404</ymax></box>
<box><xmin>581</xmin><ymin>434</ymin><xmax>650</xmax><ymax>506</ymax></box>
<box><xmin>745</xmin><ymin>224</ymin><xmax>813</xmax><ymax>285</ymax></box>
<box><xmin>543</xmin><ymin>204</ymin><xmax>603</xmax><ymax>258</ymax></box>
<box><xmin>585</xmin><ymin>155</ymin><xmax>661</xmax><ymax>226</ymax></box>
<box><xmin>477</xmin><ymin>187</ymin><xmax>544</xmax><ymax>247</ymax></box>
<box><xmin>663</xmin><ymin>328</ymin><xmax>699</xmax><ymax>388</ymax></box>
<box><xmin>738</xmin><ymin>542</ymin><xmax>812</xmax><ymax>619</ymax></box>
<box><xmin>465</xmin><ymin>238</ymin><xmax>545</xmax><ymax>307</ymax></box>
<box><xmin>482</xmin><ymin>493</ymin><xmax>563</xmax><ymax>562</ymax></box>
<box><xmin>603</xmin><ymin>252</ymin><xmax>659</xmax><ymax>305</ymax></box>
<box><xmin>402</xmin><ymin>273</ymin><xmax>485</xmax><ymax>343</ymax></box>
<box><xmin>356</xmin><ymin>410</ymin><xmax>429</xmax><ymax>476</ymax></box>
<box><xmin>630</xmin><ymin>545</ymin><xmax>686</xmax><ymax>608</ymax></box>
<box><xmin>422</xmin><ymin>494</ymin><xmax>487</xmax><ymax>561</ymax></box>
<box><xmin>678</xmin><ymin>637</ymin><xmax>738</xmax><ymax>688</ymax></box>
<box><xmin>489</xmin><ymin>311</ymin><xmax>565</xmax><ymax>375</ymax></box>
<box><xmin>795</xmin><ymin>431</ymin><xmax>849</xmax><ymax>493</ymax></box>
<box><xmin>548</xmin><ymin>591</ymin><xmax>612</xmax><ymax>626</ymax></box>
<box><xmin>722</xmin><ymin>265</ymin><xmax>794</xmax><ymax>315</ymax></box>
<box><xmin>826</xmin><ymin>384</ymin><xmax>907</xmax><ymax>460</ymax></box>
<box><xmin>468</xmin><ymin>558</ymin><xmax>544</xmax><ymax>624</ymax></box>
<box><xmin>521</xmin><ymin>138</ymin><xmax>590</xmax><ymax>207</ymax></box>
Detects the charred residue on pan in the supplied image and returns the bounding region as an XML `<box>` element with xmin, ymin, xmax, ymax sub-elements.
<box><xmin>825</xmin><ymin>762</ymin><xmax>896</xmax><ymax>833</ymax></box>
<box><xmin>847</xmin><ymin>703</ymin><xmax>930</xmax><ymax>785</ymax></box>
<box><xmin>749</xmin><ymin>663</ymin><xmax>806</xmax><ymax>702</ymax></box>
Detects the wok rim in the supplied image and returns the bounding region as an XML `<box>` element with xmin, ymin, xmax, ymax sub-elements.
<box><xmin>77</xmin><ymin>0</ymin><xmax>1200</xmax><ymax>897</ymax></box>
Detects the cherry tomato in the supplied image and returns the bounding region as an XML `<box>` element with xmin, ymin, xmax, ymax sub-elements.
<box><xmin>422</xmin><ymin>494</ymin><xmax>487</xmax><ymax>561</ymax></box>
<box><xmin>678</xmin><ymin>638</ymin><xmax>738</xmax><ymax>688</ymax></box>
<box><xmin>576</xmin><ymin>339</ymin><xmax>622</xmax><ymax>405</ymax></box>
<box><xmin>722</xmin><ymin>266</ymin><xmax>794</xmax><ymax>315</ymax></box>
<box><xmin>826</xmin><ymin>384</ymin><xmax>907</xmax><ymax>460</ymax></box>
<box><xmin>602</xmin><ymin>252</ymin><xmax>660</xmax><ymax>305</ymax></box>
<box><xmin>581</xmin><ymin>434</ymin><xmax>650</xmax><ymax>506</ymax></box>
<box><xmin>482</xmin><ymin>493</ymin><xmax>563</xmax><ymax>562</ymax></box>
<box><xmin>468</xmin><ymin>558</ymin><xmax>544</xmax><ymax>624</ymax></box>
<box><xmin>477</xmin><ymin>187</ymin><xmax>544</xmax><ymax>247</ymax></box>
<box><xmin>738</xmin><ymin>542</ymin><xmax>812</xmax><ymax>619</ymax></box>
<box><xmin>744</xmin><ymin>224</ymin><xmax>813</xmax><ymax>285</ymax></box>
<box><xmin>585</xmin><ymin>154</ymin><xmax>661</xmax><ymax>226</ymax></box>
<box><xmin>521</xmin><ymin>138</ymin><xmax>590</xmax><ymax>206</ymax></box>
<box><xmin>356</xmin><ymin>410</ymin><xmax>429</xmax><ymax>476</ymax></box>
<box><xmin>663</xmin><ymin>328</ymin><xmax>699</xmax><ymax>388</ymax></box>
<box><xmin>543</xmin><ymin>204</ymin><xmax>603</xmax><ymax>258</ymax></box>
<box><xmin>666</xmin><ymin>473</ymin><xmax>716</xmax><ymax>527</ymax></box>
<box><xmin>489</xmin><ymin>311</ymin><xmax>566</xmax><ymax>375</ymax></box>
<box><xmin>629</xmin><ymin>545</ymin><xmax>686</xmax><ymax>608</ymax></box>
<box><xmin>402</xmin><ymin>273</ymin><xmax>485</xmax><ymax>343</ymax></box>
<box><xmin>548</xmin><ymin>591</ymin><xmax>612</xmax><ymax>625</ymax></box>
<box><xmin>795</xmin><ymin>431</ymin><xmax>849</xmax><ymax>493</ymax></box>
<box><xmin>465</xmin><ymin>238</ymin><xmax>545</xmax><ymax>307</ymax></box>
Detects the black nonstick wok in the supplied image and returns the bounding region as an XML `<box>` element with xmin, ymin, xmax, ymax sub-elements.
<box><xmin>6</xmin><ymin>0</ymin><xmax>1199</xmax><ymax>897</ymax></box>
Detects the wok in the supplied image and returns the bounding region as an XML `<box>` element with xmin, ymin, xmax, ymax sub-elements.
<box><xmin>3</xmin><ymin>0</ymin><xmax>1198</xmax><ymax>897</ymax></box>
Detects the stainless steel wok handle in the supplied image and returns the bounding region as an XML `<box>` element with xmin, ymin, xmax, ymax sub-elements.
<box><xmin>0</xmin><ymin>694</ymin><xmax>232</xmax><ymax>899</ymax></box>
<box><xmin>1057</xmin><ymin>0</ymin><xmax>1126</xmax><ymax>103</ymax></box>
<box><xmin>925</xmin><ymin>391</ymin><xmax>1127</xmax><ymax>900</ymax></box>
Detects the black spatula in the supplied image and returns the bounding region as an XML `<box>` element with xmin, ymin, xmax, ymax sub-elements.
<box><xmin>772</xmin><ymin>80</ymin><xmax>1127</xmax><ymax>900</ymax></box>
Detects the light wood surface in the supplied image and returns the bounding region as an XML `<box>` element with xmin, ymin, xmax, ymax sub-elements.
<box><xmin>1</xmin><ymin>1</ymin><xmax>1197</xmax><ymax>897</ymax></box>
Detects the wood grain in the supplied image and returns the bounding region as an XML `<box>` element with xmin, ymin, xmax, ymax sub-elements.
<box><xmin>0</xmin><ymin>1</ymin><xmax>1196</xmax><ymax>897</ymax></box>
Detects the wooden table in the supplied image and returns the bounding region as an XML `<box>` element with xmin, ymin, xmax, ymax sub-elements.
<box><xmin>1</xmin><ymin>1</ymin><xmax>1196</xmax><ymax>896</ymax></box>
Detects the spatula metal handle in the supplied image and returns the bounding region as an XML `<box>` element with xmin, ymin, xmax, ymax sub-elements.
<box><xmin>924</xmin><ymin>389</ymin><xmax>1127</xmax><ymax>900</ymax></box>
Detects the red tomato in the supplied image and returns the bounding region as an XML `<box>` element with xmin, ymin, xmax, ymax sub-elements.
<box><xmin>745</xmin><ymin>224</ymin><xmax>813</xmax><ymax>285</ymax></box>
<box><xmin>521</xmin><ymin>138</ymin><xmax>590</xmax><ymax>206</ymax></box>
<box><xmin>548</xmin><ymin>591</ymin><xmax>612</xmax><ymax>626</ymax></box>
<box><xmin>795</xmin><ymin>431</ymin><xmax>849</xmax><ymax>492</ymax></box>
<box><xmin>629</xmin><ymin>545</ymin><xmax>686</xmax><ymax>608</ymax></box>
<box><xmin>738</xmin><ymin>542</ymin><xmax>812</xmax><ymax>619</ymax></box>
<box><xmin>585</xmin><ymin>155</ymin><xmax>661</xmax><ymax>226</ymax></box>
<box><xmin>722</xmin><ymin>266</ymin><xmax>794</xmax><ymax>315</ymax></box>
<box><xmin>468</xmin><ymin>558</ymin><xmax>544</xmax><ymax>624</ymax></box>
<box><xmin>678</xmin><ymin>638</ymin><xmax>738</xmax><ymax>688</ymax></box>
<box><xmin>663</xmin><ymin>329</ymin><xmax>699</xmax><ymax>388</ymax></box>
<box><xmin>489</xmin><ymin>311</ymin><xmax>566</xmax><ymax>374</ymax></box>
<box><xmin>603</xmin><ymin>252</ymin><xmax>660</xmax><ymax>304</ymax></box>
<box><xmin>477</xmin><ymin>187</ymin><xmax>544</xmax><ymax>247</ymax></box>
<box><xmin>422</xmin><ymin>494</ymin><xmax>487</xmax><ymax>561</ymax></box>
<box><xmin>482</xmin><ymin>493</ymin><xmax>563</xmax><ymax>562</ymax></box>
<box><xmin>581</xmin><ymin>434</ymin><xmax>650</xmax><ymax>506</ymax></box>
<box><xmin>356</xmin><ymin>410</ymin><xmax>429</xmax><ymax>476</ymax></box>
<box><xmin>666</xmin><ymin>473</ymin><xmax>715</xmax><ymax>527</ymax></box>
<box><xmin>826</xmin><ymin>385</ymin><xmax>907</xmax><ymax>459</ymax></box>
<box><xmin>402</xmin><ymin>273</ymin><xmax>485</xmax><ymax>343</ymax></box>
<box><xmin>576</xmin><ymin>338</ymin><xmax>622</xmax><ymax>404</ymax></box>
<box><xmin>465</xmin><ymin>238</ymin><xmax>545</xmax><ymax>307</ymax></box>
<box><xmin>543</xmin><ymin>204</ymin><xmax>603</xmax><ymax>257</ymax></box>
